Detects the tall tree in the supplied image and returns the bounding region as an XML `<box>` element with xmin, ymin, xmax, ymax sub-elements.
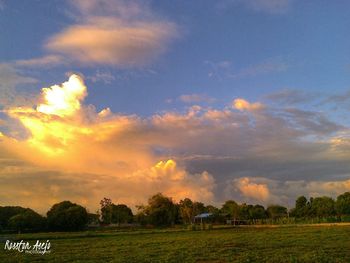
<box><xmin>179</xmin><ymin>198</ymin><xmax>194</xmax><ymax>224</ymax></box>
<box><xmin>139</xmin><ymin>193</ymin><xmax>177</xmax><ymax>226</ymax></box>
<box><xmin>267</xmin><ymin>205</ymin><xmax>288</xmax><ymax>219</ymax></box>
<box><xmin>221</xmin><ymin>200</ymin><xmax>240</xmax><ymax>221</ymax></box>
<box><xmin>335</xmin><ymin>192</ymin><xmax>350</xmax><ymax>216</ymax></box>
<box><xmin>100</xmin><ymin>197</ymin><xmax>113</xmax><ymax>224</ymax></box>
<box><xmin>310</xmin><ymin>196</ymin><xmax>335</xmax><ymax>218</ymax></box>
<box><xmin>294</xmin><ymin>196</ymin><xmax>308</xmax><ymax>217</ymax></box>
<box><xmin>111</xmin><ymin>204</ymin><xmax>133</xmax><ymax>225</ymax></box>
<box><xmin>250</xmin><ymin>205</ymin><xmax>267</xmax><ymax>219</ymax></box>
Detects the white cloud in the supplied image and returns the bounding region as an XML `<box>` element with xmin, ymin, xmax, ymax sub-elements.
<box><xmin>15</xmin><ymin>55</ymin><xmax>64</xmax><ymax>68</ymax></box>
<box><xmin>44</xmin><ymin>0</ymin><xmax>178</xmax><ymax>66</ymax></box>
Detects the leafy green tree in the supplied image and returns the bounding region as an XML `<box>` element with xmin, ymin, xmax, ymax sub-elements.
<box><xmin>267</xmin><ymin>205</ymin><xmax>288</xmax><ymax>219</ymax></box>
<box><xmin>250</xmin><ymin>205</ymin><xmax>267</xmax><ymax>219</ymax></box>
<box><xmin>239</xmin><ymin>203</ymin><xmax>252</xmax><ymax>220</ymax></box>
<box><xmin>205</xmin><ymin>205</ymin><xmax>220</xmax><ymax>215</ymax></box>
<box><xmin>8</xmin><ymin>209</ymin><xmax>46</xmax><ymax>232</ymax></box>
<box><xmin>178</xmin><ymin>199</ymin><xmax>208</xmax><ymax>224</ymax></box>
<box><xmin>179</xmin><ymin>198</ymin><xmax>194</xmax><ymax>224</ymax></box>
<box><xmin>221</xmin><ymin>200</ymin><xmax>240</xmax><ymax>220</ymax></box>
<box><xmin>99</xmin><ymin>199</ymin><xmax>134</xmax><ymax>225</ymax></box>
<box><xmin>100</xmin><ymin>197</ymin><xmax>113</xmax><ymax>224</ymax></box>
<box><xmin>335</xmin><ymin>192</ymin><xmax>350</xmax><ymax>215</ymax></box>
<box><xmin>138</xmin><ymin>193</ymin><xmax>177</xmax><ymax>226</ymax></box>
<box><xmin>193</xmin><ymin>202</ymin><xmax>206</xmax><ymax>216</ymax></box>
<box><xmin>47</xmin><ymin>201</ymin><xmax>88</xmax><ymax>231</ymax></box>
<box><xmin>111</xmin><ymin>204</ymin><xmax>133</xmax><ymax>225</ymax></box>
<box><xmin>294</xmin><ymin>196</ymin><xmax>308</xmax><ymax>218</ymax></box>
<box><xmin>310</xmin><ymin>196</ymin><xmax>335</xmax><ymax>218</ymax></box>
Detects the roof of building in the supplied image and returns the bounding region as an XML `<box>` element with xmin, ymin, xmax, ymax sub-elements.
<box><xmin>194</xmin><ymin>213</ymin><xmax>213</xmax><ymax>218</ymax></box>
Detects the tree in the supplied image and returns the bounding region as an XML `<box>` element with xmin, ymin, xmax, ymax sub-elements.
<box><xmin>239</xmin><ymin>203</ymin><xmax>252</xmax><ymax>220</ymax></box>
<box><xmin>179</xmin><ymin>198</ymin><xmax>194</xmax><ymax>224</ymax></box>
<box><xmin>311</xmin><ymin>196</ymin><xmax>335</xmax><ymax>218</ymax></box>
<box><xmin>0</xmin><ymin>206</ymin><xmax>28</xmax><ymax>230</ymax></box>
<box><xmin>205</xmin><ymin>205</ymin><xmax>219</xmax><ymax>214</ymax></box>
<box><xmin>138</xmin><ymin>193</ymin><xmax>177</xmax><ymax>226</ymax></box>
<box><xmin>221</xmin><ymin>200</ymin><xmax>240</xmax><ymax>221</ymax></box>
<box><xmin>100</xmin><ymin>197</ymin><xmax>113</xmax><ymax>224</ymax></box>
<box><xmin>267</xmin><ymin>205</ymin><xmax>288</xmax><ymax>220</ymax></box>
<box><xmin>336</xmin><ymin>192</ymin><xmax>350</xmax><ymax>216</ymax></box>
<box><xmin>111</xmin><ymin>204</ymin><xmax>133</xmax><ymax>225</ymax></box>
<box><xmin>99</xmin><ymin>198</ymin><xmax>133</xmax><ymax>225</ymax></box>
<box><xmin>250</xmin><ymin>205</ymin><xmax>267</xmax><ymax>219</ymax></box>
<box><xmin>8</xmin><ymin>209</ymin><xmax>46</xmax><ymax>232</ymax></box>
<box><xmin>193</xmin><ymin>202</ymin><xmax>206</xmax><ymax>216</ymax></box>
<box><xmin>294</xmin><ymin>196</ymin><xmax>308</xmax><ymax>218</ymax></box>
<box><xmin>47</xmin><ymin>201</ymin><xmax>88</xmax><ymax>231</ymax></box>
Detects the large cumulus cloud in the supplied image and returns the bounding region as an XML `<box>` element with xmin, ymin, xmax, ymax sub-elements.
<box><xmin>1</xmin><ymin>75</ymin><xmax>350</xmax><ymax>212</ymax></box>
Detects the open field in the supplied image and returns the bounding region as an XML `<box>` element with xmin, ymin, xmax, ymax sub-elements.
<box><xmin>1</xmin><ymin>224</ymin><xmax>350</xmax><ymax>263</ymax></box>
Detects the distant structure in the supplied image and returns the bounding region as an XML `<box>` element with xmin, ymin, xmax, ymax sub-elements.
<box><xmin>194</xmin><ymin>213</ymin><xmax>213</xmax><ymax>224</ymax></box>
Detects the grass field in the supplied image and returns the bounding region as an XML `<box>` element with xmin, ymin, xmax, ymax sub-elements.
<box><xmin>1</xmin><ymin>224</ymin><xmax>350</xmax><ymax>263</ymax></box>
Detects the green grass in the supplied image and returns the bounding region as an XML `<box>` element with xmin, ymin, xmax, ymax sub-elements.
<box><xmin>1</xmin><ymin>225</ymin><xmax>350</xmax><ymax>262</ymax></box>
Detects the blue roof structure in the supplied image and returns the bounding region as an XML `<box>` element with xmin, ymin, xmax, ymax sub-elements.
<box><xmin>194</xmin><ymin>213</ymin><xmax>213</xmax><ymax>218</ymax></box>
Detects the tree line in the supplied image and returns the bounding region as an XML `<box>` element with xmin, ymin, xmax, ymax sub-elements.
<box><xmin>1</xmin><ymin>192</ymin><xmax>350</xmax><ymax>232</ymax></box>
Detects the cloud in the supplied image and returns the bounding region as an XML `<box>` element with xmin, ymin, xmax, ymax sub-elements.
<box><xmin>179</xmin><ymin>94</ymin><xmax>216</xmax><ymax>104</ymax></box>
<box><xmin>15</xmin><ymin>55</ymin><xmax>64</xmax><ymax>68</ymax></box>
<box><xmin>265</xmin><ymin>89</ymin><xmax>317</xmax><ymax>105</ymax></box>
<box><xmin>0</xmin><ymin>159</ymin><xmax>215</xmax><ymax>213</ymax></box>
<box><xmin>233</xmin><ymin>177</ymin><xmax>270</xmax><ymax>201</ymax></box>
<box><xmin>1</xmin><ymin>0</ymin><xmax>177</xmax><ymax>69</ymax></box>
<box><xmin>0</xmin><ymin>64</ymin><xmax>38</xmax><ymax>107</ymax></box>
<box><xmin>1</xmin><ymin>75</ymin><xmax>350</xmax><ymax>211</ymax></box>
<box><xmin>0</xmin><ymin>75</ymin><xmax>215</xmax><ymax>211</ymax></box>
<box><xmin>36</xmin><ymin>74</ymin><xmax>87</xmax><ymax>117</ymax></box>
<box><xmin>46</xmin><ymin>19</ymin><xmax>177</xmax><ymax>66</ymax></box>
<box><xmin>87</xmin><ymin>70</ymin><xmax>116</xmax><ymax>84</ymax></box>
<box><xmin>233</xmin><ymin>98</ymin><xmax>264</xmax><ymax>111</ymax></box>
<box><xmin>130</xmin><ymin>160</ymin><xmax>215</xmax><ymax>204</ymax></box>
<box><xmin>230</xmin><ymin>58</ymin><xmax>288</xmax><ymax>79</ymax></box>
<box><xmin>45</xmin><ymin>0</ymin><xmax>178</xmax><ymax>66</ymax></box>
<box><xmin>206</xmin><ymin>58</ymin><xmax>288</xmax><ymax>80</ymax></box>
<box><xmin>227</xmin><ymin>176</ymin><xmax>350</xmax><ymax>207</ymax></box>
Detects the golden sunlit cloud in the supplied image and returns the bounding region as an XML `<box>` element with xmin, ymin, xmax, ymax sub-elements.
<box><xmin>234</xmin><ymin>177</ymin><xmax>270</xmax><ymax>201</ymax></box>
<box><xmin>37</xmin><ymin>74</ymin><xmax>87</xmax><ymax>117</ymax></box>
<box><xmin>2</xmin><ymin>74</ymin><xmax>350</xmax><ymax>212</ymax></box>
<box><xmin>0</xmin><ymin>75</ymin><xmax>215</xmax><ymax>212</ymax></box>
<box><xmin>233</xmin><ymin>98</ymin><xmax>264</xmax><ymax>111</ymax></box>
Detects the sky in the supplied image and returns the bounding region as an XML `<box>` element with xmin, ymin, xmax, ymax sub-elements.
<box><xmin>1</xmin><ymin>0</ymin><xmax>350</xmax><ymax>213</ymax></box>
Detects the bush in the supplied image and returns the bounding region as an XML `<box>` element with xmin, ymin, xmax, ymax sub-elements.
<box><xmin>47</xmin><ymin>201</ymin><xmax>88</xmax><ymax>231</ymax></box>
<box><xmin>8</xmin><ymin>209</ymin><xmax>46</xmax><ymax>232</ymax></box>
